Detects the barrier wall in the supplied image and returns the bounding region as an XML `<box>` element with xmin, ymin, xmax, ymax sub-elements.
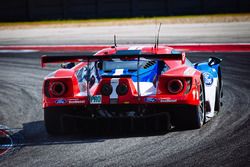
<box><xmin>0</xmin><ymin>0</ymin><xmax>249</xmax><ymax>21</ymax></box>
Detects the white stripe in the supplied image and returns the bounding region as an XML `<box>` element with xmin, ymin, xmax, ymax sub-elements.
<box><xmin>128</xmin><ymin>46</ymin><xmax>144</xmax><ymax>50</ymax></box>
<box><xmin>113</xmin><ymin>69</ymin><xmax>124</xmax><ymax>76</ymax></box>
<box><xmin>128</xmin><ymin>46</ymin><xmax>138</xmax><ymax>50</ymax></box>
<box><xmin>110</xmin><ymin>78</ymin><xmax>119</xmax><ymax>99</ymax></box>
<box><xmin>205</xmin><ymin>78</ymin><xmax>218</xmax><ymax>118</ymax></box>
<box><xmin>133</xmin><ymin>82</ymin><xmax>156</xmax><ymax>96</ymax></box>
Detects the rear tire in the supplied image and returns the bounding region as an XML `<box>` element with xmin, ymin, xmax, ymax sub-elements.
<box><xmin>44</xmin><ymin>108</ymin><xmax>64</xmax><ymax>135</ymax></box>
<box><xmin>192</xmin><ymin>80</ymin><xmax>206</xmax><ymax>129</ymax></box>
<box><xmin>215</xmin><ymin>80</ymin><xmax>221</xmax><ymax>113</ymax></box>
<box><xmin>174</xmin><ymin>78</ymin><xmax>206</xmax><ymax>129</ymax></box>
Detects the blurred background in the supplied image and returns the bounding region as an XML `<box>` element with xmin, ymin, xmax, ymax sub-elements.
<box><xmin>1</xmin><ymin>0</ymin><xmax>250</xmax><ymax>22</ymax></box>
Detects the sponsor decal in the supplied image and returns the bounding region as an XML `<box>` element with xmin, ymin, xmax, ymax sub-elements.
<box><xmin>145</xmin><ymin>98</ymin><xmax>157</xmax><ymax>103</ymax></box>
<box><xmin>203</xmin><ymin>72</ymin><xmax>214</xmax><ymax>86</ymax></box>
<box><xmin>55</xmin><ymin>99</ymin><xmax>67</xmax><ymax>104</ymax></box>
<box><xmin>68</xmin><ymin>100</ymin><xmax>85</xmax><ymax>104</ymax></box>
<box><xmin>160</xmin><ymin>99</ymin><xmax>177</xmax><ymax>103</ymax></box>
<box><xmin>90</xmin><ymin>95</ymin><xmax>102</xmax><ymax>104</ymax></box>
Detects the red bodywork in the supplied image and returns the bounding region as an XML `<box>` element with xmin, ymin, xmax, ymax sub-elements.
<box><xmin>42</xmin><ymin>46</ymin><xmax>202</xmax><ymax>110</ymax></box>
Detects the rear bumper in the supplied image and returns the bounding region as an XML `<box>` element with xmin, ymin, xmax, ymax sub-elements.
<box><xmin>63</xmin><ymin>112</ymin><xmax>170</xmax><ymax>134</ymax></box>
<box><xmin>43</xmin><ymin>95</ymin><xmax>200</xmax><ymax>108</ymax></box>
<box><xmin>45</xmin><ymin>104</ymin><xmax>197</xmax><ymax>115</ymax></box>
<box><xmin>45</xmin><ymin>104</ymin><xmax>197</xmax><ymax>133</ymax></box>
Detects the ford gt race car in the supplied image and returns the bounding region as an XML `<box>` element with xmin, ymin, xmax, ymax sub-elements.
<box><xmin>41</xmin><ymin>45</ymin><xmax>222</xmax><ymax>134</ymax></box>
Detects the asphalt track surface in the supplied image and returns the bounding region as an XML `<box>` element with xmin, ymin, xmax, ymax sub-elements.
<box><xmin>0</xmin><ymin>22</ymin><xmax>250</xmax><ymax>45</ymax></box>
<box><xmin>0</xmin><ymin>51</ymin><xmax>249</xmax><ymax>167</ymax></box>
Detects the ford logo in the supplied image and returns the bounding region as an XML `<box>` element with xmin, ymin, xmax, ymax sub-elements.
<box><xmin>55</xmin><ymin>99</ymin><xmax>67</xmax><ymax>104</ymax></box>
<box><xmin>203</xmin><ymin>72</ymin><xmax>214</xmax><ymax>86</ymax></box>
<box><xmin>145</xmin><ymin>98</ymin><xmax>157</xmax><ymax>103</ymax></box>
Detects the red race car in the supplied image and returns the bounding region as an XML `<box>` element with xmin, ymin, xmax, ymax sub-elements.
<box><xmin>41</xmin><ymin>45</ymin><xmax>222</xmax><ymax>134</ymax></box>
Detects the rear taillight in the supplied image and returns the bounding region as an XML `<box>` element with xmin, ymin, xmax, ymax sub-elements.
<box><xmin>50</xmin><ymin>81</ymin><xmax>67</xmax><ymax>97</ymax></box>
<box><xmin>167</xmin><ymin>79</ymin><xmax>184</xmax><ymax>94</ymax></box>
<box><xmin>43</xmin><ymin>78</ymin><xmax>73</xmax><ymax>98</ymax></box>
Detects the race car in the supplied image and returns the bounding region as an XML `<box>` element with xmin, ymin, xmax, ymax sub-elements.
<box><xmin>41</xmin><ymin>45</ymin><xmax>223</xmax><ymax>134</ymax></box>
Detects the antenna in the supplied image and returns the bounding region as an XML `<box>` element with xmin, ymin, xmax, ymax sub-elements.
<box><xmin>114</xmin><ymin>35</ymin><xmax>117</xmax><ymax>47</ymax></box>
<box><xmin>154</xmin><ymin>23</ymin><xmax>162</xmax><ymax>49</ymax></box>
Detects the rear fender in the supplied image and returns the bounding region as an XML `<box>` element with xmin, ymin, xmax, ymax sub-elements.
<box><xmin>44</xmin><ymin>69</ymin><xmax>80</xmax><ymax>98</ymax></box>
<box><xmin>195</xmin><ymin>62</ymin><xmax>219</xmax><ymax>78</ymax></box>
<box><xmin>196</xmin><ymin>63</ymin><xmax>220</xmax><ymax>113</ymax></box>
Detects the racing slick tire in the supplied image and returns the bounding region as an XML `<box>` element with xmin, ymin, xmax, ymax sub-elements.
<box><xmin>174</xmin><ymin>78</ymin><xmax>206</xmax><ymax>129</ymax></box>
<box><xmin>44</xmin><ymin>107</ymin><xmax>64</xmax><ymax>135</ymax></box>
<box><xmin>214</xmin><ymin>80</ymin><xmax>221</xmax><ymax>113</ymax></box>
<box><xmin>192</xmin><ymin>79</ymin><xmax>206</xmax><ymax>128</ymax></box>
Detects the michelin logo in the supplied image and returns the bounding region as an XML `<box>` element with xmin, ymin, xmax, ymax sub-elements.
<box><xmin>160</xmin><ymin>99</ymin><xmax>177</xmax><ymax>103</ymax></box>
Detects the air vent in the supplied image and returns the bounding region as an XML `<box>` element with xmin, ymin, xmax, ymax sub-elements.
<box><xmin>143</xmin><ymin>61</ymin><xmax>156</xmax><ymax>69</ymax></box>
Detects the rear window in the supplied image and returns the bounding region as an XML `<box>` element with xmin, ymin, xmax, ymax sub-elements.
<box><xmin>102</xmin><ymin>60</ymin><xmax>146</xmax><ymax>71</ymax></box>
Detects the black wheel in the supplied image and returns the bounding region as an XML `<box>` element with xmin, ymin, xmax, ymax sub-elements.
<box><xmin>173</xmin><ymin>78</ymin><xmax>206</xmax><ymax>129</ymax></box>
<box><xmin>192</xmin><ymin>80</ymin><xmax>206</xmax><ymax>128</ymax></box>
<box><xmin>214</xmin><ymin>80</ymin><xmax>221</xmax><ymax>113</ymax></box>
<box><xmin>44</xmin><ymin>108</ymin><xmax>64</xmax><ymax>135</ymax></box>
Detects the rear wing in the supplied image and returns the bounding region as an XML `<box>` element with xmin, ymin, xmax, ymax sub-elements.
<box><xmin>41</xmin><ymin>53</ymin><xmax>186</xmax><ymax>68</ymax></box>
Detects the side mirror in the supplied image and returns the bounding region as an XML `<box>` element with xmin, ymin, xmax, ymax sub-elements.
<box><xmin>208</xmin><ymin>57</ymin><xmax>222</xmax><ymax>67</ymax></box>
<box><xmin>61</xmin><ymin>62</ymin><xmax>75</xmax><ymax>69</ymax></box>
